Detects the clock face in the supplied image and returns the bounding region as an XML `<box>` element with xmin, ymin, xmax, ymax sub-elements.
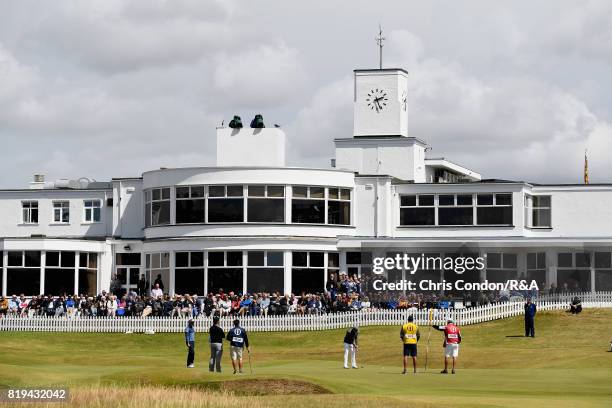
<box><xmin>366</xmin><ymin>88</ymin><xmax>388</xmax><ymax>113</ymax></box>
<box><xmin>401</xmin><ymin>91</ymin><xmax>407</xmax><ymax>111</ymax></box>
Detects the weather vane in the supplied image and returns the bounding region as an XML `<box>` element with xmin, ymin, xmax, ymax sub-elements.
<box><xmin>375</xmin><ymin>24</ymin><xmax>385</xmax><ymax>69</ymax></box>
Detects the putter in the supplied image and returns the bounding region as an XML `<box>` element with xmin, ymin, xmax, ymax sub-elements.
<box><xmin>247</xmin><ymin>348</ymin><xmax>253</xmax><ymax>374</ymax></box>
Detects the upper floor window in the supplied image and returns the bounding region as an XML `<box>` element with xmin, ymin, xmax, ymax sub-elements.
<box><xmin>247</xmin><ymin>185</ymin><xmax>284</xmax><ymax>223</ymax></box>
<box><xmin>438</xmin><ymin>194</ymin><xmax>473</xmax><ymax>225</ymax></box>
<box><xmin>83</xmin><ymin>200</ymin><xmax>101</xmax><ymax>223</ymax></box>
<box><xmin>476</xmin><ymin>193</ymin><xmax>512</xmax><ymax>225</ymax></box>
<box><xmin>208</xmin><ymin>185</ymin><xmax>244</xmax><ymax>223</ymax></box>
<box><xmin>52</xmin><ymin>201</ymin><xmax>70</xmax><ymax>224</ymax></box>
<box><xmin>145</xmin><ymin>188</ymin><xmax>170</xmax><ymax>227</ymax></box>
<box><xmin>22</xmin><ymin>201</ymin><xmax>38</xmax><ymax>224</ymax></box>
<box><xmin>176</xmin><ymin>186</ymin><xmax>205</xmax><ymax>224</ymax></box>
<box><xmin>328</xmin><ymin>188</ymin><xmax>351</xmax><ymax>225</ymax></box>
<box><xmin>400</xmin><ymin>195</ymin><xmax>435</xmax><ymax>225</ymax></box>
<box><xmin>524</xmin><ymin>195</ymin><xmax>551</xmax><ymax>228</ymax></box>
<box><xmin>400</xmin><ymin>193</ymin><xmax>513</xmax><ymax>226</ymax></box>
<box><xmin>292</xmin><ymin>186</ymin><xmax>326</xmax><ymax>224</ymax></box>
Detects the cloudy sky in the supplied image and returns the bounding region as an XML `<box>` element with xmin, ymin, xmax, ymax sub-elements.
<box><xmin>0</xmin><ymin>0</ymin><xmax>611</xmax><ymax>187</ymax></box>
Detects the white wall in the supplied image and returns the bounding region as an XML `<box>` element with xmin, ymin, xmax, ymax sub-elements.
<box><xmin>0</xmin><ymin>189</ymin><xmax>111</xmax><ymax>238</ymax></box>
<box><xmin>112</xmin><ymin>179</ymin><xmax>144</xmax><ymax>239</ymax></box>
<box><xmin>216</xmin><ymin>127</ymin><xmax>286</xmax><ymax>167</ymax></box>
<box><xmin>353</xmin><ymin>69</ymin><xmax>409</xmax><ymax>137</ymax></box>
<box><xmin>526</xmin><ymin>186</ymin><xmax>612</xmax><ymax>238</ymax></box>
<box><xmin>335</xmin><ymin>137</ymin><xmax>425</xmax><ymax>182</ymax></box>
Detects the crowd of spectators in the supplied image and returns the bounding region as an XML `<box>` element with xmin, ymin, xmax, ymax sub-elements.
<box><xmin>0</xmin><ymin>272</ymin><xmax>588</xmax><ymax>318</ymax></box>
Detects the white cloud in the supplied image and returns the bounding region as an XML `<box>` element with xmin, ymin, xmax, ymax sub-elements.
<box><xmin>213</xmin><ymin>41</ymin><xmax>309</xmax><ymax>108</ymax></box>
<box><xmin>0</xmin><ymin>0</ymin><xmax>612</xmax><ymax>187</ymax></box>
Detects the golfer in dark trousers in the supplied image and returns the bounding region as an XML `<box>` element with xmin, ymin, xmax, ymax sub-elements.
<box><xmin>524</xmin><ymin>298</ymin><xmax>536</xmax><ymax>337</ymax></box>
<box><xmin>209</xmin><ymin>316</ymin><xmax>225</xmax><ymax>372</ymax></box>
<box><xmin>185</xmin><ymin>319</ymin><xmax>196</xmax><ymax>368</ymax></box>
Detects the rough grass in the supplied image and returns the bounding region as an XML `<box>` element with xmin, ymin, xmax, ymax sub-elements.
<box><xmin>1</xmin><ymin>309</ymin><xmax>612</xmax><ymax>407</ymax></box>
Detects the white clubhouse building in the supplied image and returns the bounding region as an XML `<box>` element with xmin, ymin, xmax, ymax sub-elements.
<box><xmin>1</xmin><ymin>67</ymin><xmax>611</xmax><ymax>297</ymax></box>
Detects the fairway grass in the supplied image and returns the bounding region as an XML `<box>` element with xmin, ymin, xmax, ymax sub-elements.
<box><xmin>1</xmin><ymin>309</ymin><xmax>611</xmax><ymax>407</ymax></box>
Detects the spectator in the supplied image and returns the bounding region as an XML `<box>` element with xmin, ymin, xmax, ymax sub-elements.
<box><xmin>151</xmin><ymin>283</ymin><xmax>163</xmax><ymax>299</ymax></box>
<box><xmin>137</xmin><ymin>275</ymin><xmax>147</xmax><ymax>297</ymax></box>
<box><xmin>260</xmin><ymin>293</ymin><xmax>270</xmax><ymax>317</ymax></box>
<box><xmin>154</xmin><ymin>274</ymin><xmax>165</xmax><ymax>291</ymax></box>
<box><xmin>8</xmin><ymin>295</ymin><xmax>19</xmax><ymax>315</ymax></box>
<box><xmin>117</xmin><ymin>296</ymin><xmax>127</xmax><ymax>316</ymax></box>
<box><xmin>569</xmin><ymin>296</ymin><xmax>582</xmax><ymax>314</ymax></box>
<box><xmin>65</xmin><ymin>296</ymin><xmax>75</xmax><ymax>318</ymax></box>
<box><xmin>218</xmin><ymin>295</ymin><xmax>231</xmax><ymax>316</ymax></box>
<box><xmin>0</xmin><ymin>296</ymin><xmax>9</xmax><ymax>315</ymax></box>
<box><xmin>107</xmin><ymin>295</ymin><xmax>117</xmax><ymax>317</ymax></box>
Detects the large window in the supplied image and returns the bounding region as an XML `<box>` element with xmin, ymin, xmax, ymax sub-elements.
<box><xmin>247</xmin><ymin>251</ymin><xmax>284</xmax><ymax>293</ymax></box>
<box><xmin>175</xmin><ymin>251</ymin><xmax>205</xmax><ymax>295</ymax></box>
<box><xmin>438</xmin><ymin>194</ymin><xmax>473</xmax><ymax>225</ymax></box>
<box><xmin>291</xmin><ymin>186</ymin><xmax>325</xmax><ymax>224</ymax></box>
<box><xmin>176</xmin><ymin>186</ymin><xmax>205</xmax><ymax>224</ymax></box>
<box><xmin>594</xmin><ymin>252</ymin><xmax>612</xmax><ymax>291</ymax></box>
<box><xmin>400</xmin><ymin>195</ymin><xmax>435</xmax><ymax>226</ymax></box>
<box><xmin>208</xmin><ymin>185</ymin><xmax>244</xmax><ymax>223</ymax></box>
<box><xmin>476</xmin><ymin>193</ymin><xmax>513</xmax><ymax>225</ymax></box>
<box><xmin>44</xmin><ymin>251</ymin><xmax>75</xmax><ymax>295</ymax></box>
<box><xmin>208</xmin><ymin>251</ymin><xmax>243</xmax><ymax>294</ymax></box>
<box><xmin>79</xmin><ymin>252</ymin><xmax>98</xmax><ymax>296</ymax></box>
<box><xmin>525</xmin><ymin>195</ymin><xmax>551</xmax><ymax>228</ymax></box>
<box><xmin>6</xmin><ymin>251</ymin><xmax>41</xmax><ymax>295</ymax></box>
<box><xmin>557</xmin><ymin>252</ymin><xmax>591</xmax><ymax>292</ymax></box>
<box><xmin>328</xmin><ymin>188</ymin><xmax>351</xmax><ymax>225</ymax></box>
<box><xmin>145</xmin><ymin>188</ymin><xmax>171</xmax><ymax>226</ymax></box>
<box><xmin>527</xmin><ymin>252</ymin><xmax>546</xmax><ymax>287</ymax></box>
<box><xmin>247</xmin><ymin>185</ymin><xmax>285</xmax><ymax>223</ymax></box>
<box><xmin>52</xmin><ymin>201</ymin><xmax>70</xmax><ymax>224</ymax></box>
<box><xmin>400</xmin><ymin>193</ymin><xmax>513</xmax><ymax>226</ymax></box>
<box><xmin>83</xmin><ymin>200</ymin><xmax>101</xmax><ymax>223</ymax></box>
<box><xmin>485</xmin><ymin>252</ymin><xmax>517</xmax><ymax>283</ymax></box>
<box><xmin>22</xmin><ymin>201</ymin><xmax>38</xmax><ymax>224</ymax></box>
<box><xmin>145</xmin><ymin>252</ymin><xmax>170</xmax><ymax>295</ymax></box>
<box><xmin>291</xmin><ymin>251</ymin><xmax>325</xmax><ymax>294</ymax></box>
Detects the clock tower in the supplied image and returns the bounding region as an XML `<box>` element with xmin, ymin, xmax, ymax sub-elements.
<box><xmin>353</xmin><ymin>68</ymin><xmax>409</xmax><ymax>137</ymax></box>
<box><xmin>335</xmin><ymin>67</ymin><xmax>425</xmax><ymax>182</ymax></box>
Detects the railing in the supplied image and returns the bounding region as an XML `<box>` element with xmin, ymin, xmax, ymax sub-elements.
<box><xmin>1</xmin><ymin>291</ymin><xmax>610</xmax><ymax>333</ymax></box>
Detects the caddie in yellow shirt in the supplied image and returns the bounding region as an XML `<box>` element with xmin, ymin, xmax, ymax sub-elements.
<box><xmin>400</xmin><ymin>314</ymin><xmax>420</xmax><ymax>374</ymax></box>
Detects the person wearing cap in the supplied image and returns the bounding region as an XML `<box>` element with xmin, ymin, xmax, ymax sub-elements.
<box><xmin>433</xmin><ymin>318</ymin><xmax>461</xmax><ymax>374</ymax></box>
<box><xmin>208</xmin><ymin>316</ymin><xmax>225</xmax><ymax>372</ymax></box>
<box><xmin>343</xmin><ymin>325</ymin><xmax>359</xmax><ymax>369</ymax></box>
<box><xmin>226</xmin><ymin>319</ymin><xmax>249</xmax><ymax>374</ymax></box>
<box><xmin>185</xmin><ymin>318</ymin><xmax>196</xmax><ymax>368</ymax></box>
<box><xmin>400</xmin><ymin>315</ymin><xmax>420</xmax><ymax>374</ymax></box>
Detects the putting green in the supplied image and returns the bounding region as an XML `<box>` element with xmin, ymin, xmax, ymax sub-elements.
<box><xmin>0</xmin><ymin>309</ymin><xmax>611</xmax><ymax>407</ymax></box>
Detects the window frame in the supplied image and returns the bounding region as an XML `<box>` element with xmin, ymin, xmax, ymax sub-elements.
<box><xmin>524</xmin><ymin>194</ymin><xmax>552</xmax><ymax>229</ymax></box>
<box><xmin>145</xmin><ymin>187</ymin><xmax>171</xmax><ymax>227</ymax></box>
<box><xmin>246</xmin><ymin>185</ymin><xmax>285</xmax><ymax>223</ymax></box>
<box><xmin>52</xmin><ymin>201</ymin><xmax>70</xmax><ymax>224</ymax></box>
<box><xmin>175</xmin><ymin>185</ymin><xmax>206</xmax><ymax>224</ymax></box>
<box><xmin>399</xmin><ymin>193</ymin><xmax>514</xmax><ymax>227</ymax></box>
<box><xmin>206</xmin><ymin>185</ymin><xmax>245</xmax><ymax>223</ymax></box>
<box><xmin>21</xmin><ymin>201</ymin><xmax>39</xmax><ymax>224</ymax></box>
<box><xmin>83</xmin><ymin>199</ymin><xmax>102</xmax><ymax>223</ymax></box>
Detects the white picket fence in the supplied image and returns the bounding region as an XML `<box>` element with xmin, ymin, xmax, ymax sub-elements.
<box><xmin>1</xmin><ymin>291</ymin><xmax>611</xmax><ymax>333</ymax></box>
